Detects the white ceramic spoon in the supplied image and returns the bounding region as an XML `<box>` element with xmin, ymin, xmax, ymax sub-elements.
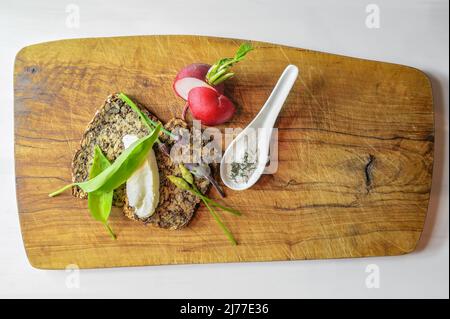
<box><xmin>220</xmin><ymin>64</ymin><xmax>299</xmax><ymax>190</ymax></box>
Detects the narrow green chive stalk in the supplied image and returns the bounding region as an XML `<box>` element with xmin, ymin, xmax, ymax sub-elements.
<box><xmin>202</xmin><ymin>198</ymin><xmax>237</xmax><ymax>245</ymax></box>
<box><xmin>119</xmin><ymin>93</ymin><xmax>180</xmax><ymax>143</ymax></box>
<box><xmin>175</xmin><ymin>165</ymin><xmax>241</xmax><ymax>216</ymax></box>
<box><xmin>118</xmin><ymin>92</ymin><xmax>152</xmax><ymax>131</ymax></box>
<box><xmin>118</xmin><ymin>93</ymin><xmax>179</xmax><ymax>140</ymax></box>
<box><xmin>49</xmin><ymin>183</ymin><xmax>75</xmax><ymax>197</ymax></box>
<box><xmin>206</xmin><ymin>43</ymin><xmax>253</xmax><ymax>86</ymax></box>
<box><xmin>194</xmin><ymin>192</ymin><xmax>241</xmax><ymax>216</ymax></box>
<box><xmin>168</xmin><ymin>169</ymin><xmax>241</xmax><ymax>245</ymax></box>
<box><xmin>104</xmin><ymin>223</ymin><xmax>117</xmax><ymax>240</ymax></box>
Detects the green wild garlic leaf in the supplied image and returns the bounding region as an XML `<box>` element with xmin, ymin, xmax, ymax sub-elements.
<box><xmin>49</xmin><ymin>124</ymin><xmax>161</xmax><ymax>197</ymax></box>
<box><xmin>88</xmin><ymin>145</ymin><xmax>113</xmax><ymax>223</ymax></box>
<box><xmin>88</xmin><ymin>146</ymin><xmax>116</xmax><ymax>239</ymax></box>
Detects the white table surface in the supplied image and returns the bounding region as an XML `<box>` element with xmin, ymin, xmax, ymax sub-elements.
<box><xmin>0</xmin><ymin>0</ymin><xmax>448</xmax><ymax>299</ymax></box>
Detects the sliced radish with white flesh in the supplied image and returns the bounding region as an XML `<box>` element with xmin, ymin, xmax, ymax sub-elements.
<box><xmin>173</xmin><ymin>63</ymin><xmax>224</xmax><ymax>100</ymax></box>
<box><xmin>174</xmin><ymin>77</ymin><xmax>216</xmax><ymax>101</ymax></box>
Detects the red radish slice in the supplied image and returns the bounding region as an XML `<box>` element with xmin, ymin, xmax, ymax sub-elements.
<box><xmin>187</xmin><ymin>87</ymin><xmax>236</xmax><ymax>126</ymax></box>
<box><xmin>182</xmin><ymin>102</ymin><xmax>189</xmax><ymax>121</ymax></box>
<box><xmin>174</xmin><ymin>77</ymin><xmax>215</xmax><ymax>100</ymax></box>
<box><xmin>173</xmin><ymin>63</ymin><xmax>224</xmax><ymax>100</ymax></box>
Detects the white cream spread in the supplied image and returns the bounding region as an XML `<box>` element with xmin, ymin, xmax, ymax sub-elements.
<box><xmin>122</xmin><ymin>134</ymin><xmax>160</xmax><ymax>219</ymax></box>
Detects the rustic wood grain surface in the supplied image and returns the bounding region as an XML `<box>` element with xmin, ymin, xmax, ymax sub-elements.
<box><xmin>14</xmin><ymin>35</ymin><xmax>434</xmax><ymax>269</ymax></box>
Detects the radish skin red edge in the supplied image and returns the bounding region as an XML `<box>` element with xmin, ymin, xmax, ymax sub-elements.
<box><xmin>173</xmin><ymin>43</ymin><xmax>253</xmax><ymax>125</ymax></box>
<box><xmin>187</xmin><ymin>87</ymin><xmax>236</xmax><ymax>126</ymax></box>
<box><xmin>173</xmin><ymin>63</ymin><xmax>224</xmax><ymax>100</ymax></box>
<box><xmin>173</xmin><ymin>64</ymin><xmax>235</xmax><ymax>125</ymax></box>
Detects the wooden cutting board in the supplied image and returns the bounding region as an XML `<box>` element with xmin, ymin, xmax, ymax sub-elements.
<box><xmin>14</xmin><ymin>35</ymin><xmax>434</xmax><ymax>269</ymax></box>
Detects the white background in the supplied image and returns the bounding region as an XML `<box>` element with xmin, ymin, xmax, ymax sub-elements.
<box><xmin>0</xmin><ymin>0</ymin><xmax>448</xmax><ymax>299</ymax></box>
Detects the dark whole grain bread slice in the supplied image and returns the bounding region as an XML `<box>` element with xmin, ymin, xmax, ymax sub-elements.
<box><xmin>123</xmin><ymin>118</ymin><xmax>211</xmax><ymax>229</ymax></box>
<box><xmin>71</xmin><ymin>93</ymin><xmax>210</xmax><ymax>230</ymax></box>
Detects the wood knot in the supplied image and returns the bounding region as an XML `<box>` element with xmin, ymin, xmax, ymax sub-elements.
<box><xmin>142</xmin><ymin>79</ymin><xmax>150</xmax><ymax>87</ymax></box>
<box><xmin>365</xmin><ymin>154</ymin><xmax>375</xmax><ymax>193</ymax></box>
<box><xmin>25</xmin><ymin>66</ymin><xmax>39</xmax><ymax>74</ymax></box>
